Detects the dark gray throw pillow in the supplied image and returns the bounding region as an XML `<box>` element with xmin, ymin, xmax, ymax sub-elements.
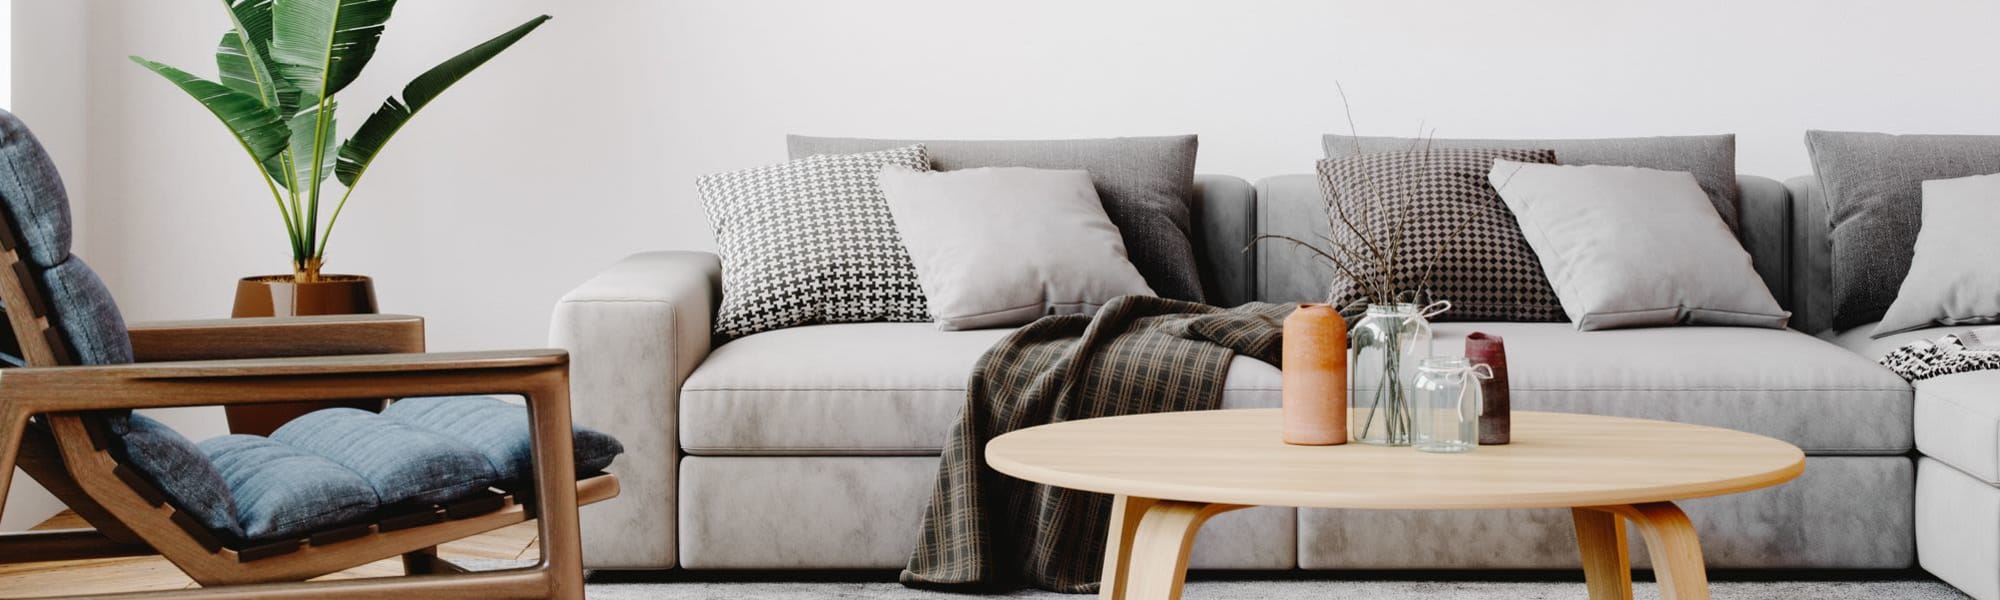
<box><xmin>788</xmin><ymin>135</ymin><xmax>1205</xmax><ymax>303</ymax></box>
<box><xmin>1805</xmin><ymin>131</ymin><xmax>2000</xmax><ymax>330</ymax></box>
<box><xmin>1319</xmin><ymin>148</ymin><xmax>1564</xmax><ymax>322</ymax></box>
<box><xmin>1324</xmin><ymin>134</ymin><xmax>1740</xmax><ymax>233</ymax></box>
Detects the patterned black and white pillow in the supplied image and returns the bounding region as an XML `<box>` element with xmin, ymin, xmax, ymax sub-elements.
<box><xmin>698</xmin><ymin>145</ymin><xmax>932</xmax><ymax>338</ymax></box>
<box><xmin>1319</xmin><ymin>148</ymin><xmax>1565</xmax><ymax>322</ymax></box>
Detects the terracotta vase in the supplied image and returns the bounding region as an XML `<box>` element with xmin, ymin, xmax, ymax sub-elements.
<box><xmin>1281</xmin><ymin>303</ymin><xmax>1349</xmax><ymax>445</ymax></box>
<box><xmin>226</xmin><ymin>274</ymin><xmax>384</xmax><ymax>436</ymax></box>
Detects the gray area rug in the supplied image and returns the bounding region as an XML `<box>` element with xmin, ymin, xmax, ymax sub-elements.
<box><xmin>581</xmin><ymin>578</ymin><xmax>1967</xmax><ymax>599</ymax></box>
<box><xmin>453</xmin><ymin>561</ymin><xmax>1965</xmax><ymax>599</ymax></box>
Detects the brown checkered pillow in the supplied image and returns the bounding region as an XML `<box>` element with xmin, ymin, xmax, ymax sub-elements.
<box><xmin>1319</xmin><ymin>148</ymin><xmax>1565</xmax><ymax>322</ymax></box>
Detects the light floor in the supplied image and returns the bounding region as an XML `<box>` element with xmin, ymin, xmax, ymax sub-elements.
<box><xmin>1</xmin><ymin>513</ymin><xmax>1972</xmax><ymax>599</ymax></box>
<box><xmin>0</xmin><ymin>511</ymin><xmax>539</xmax><ymax>597</ymax></box>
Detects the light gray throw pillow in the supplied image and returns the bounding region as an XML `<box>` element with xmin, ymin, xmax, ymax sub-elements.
<box><xmin>876</xmin><ymin>166</ymin><xmax>1153</xmax><ymax>330</ymax></box>
<box><xmin>1326</xmin><ymin>133</ymin><xmax>1740</xmax><ymax>232</ymax></box>
<box><xmin>789</xmin><ymin>135</ymin><xmax>1204</xmax><ymax>303</ymax></box>
<box><xmin>1805</xmin><ymin>131</ymin><xmax>2000</xmax><ymax>330</ymax></box>
<box><xmin>1874</xmin><ymin>173</ymin><xmax>2000</xmax><ymax>337</ymax></box>
<box><xmin>1489</xmin><ymin>160</ymin><xmax>1789</xmax><ymax>331</ymax></box>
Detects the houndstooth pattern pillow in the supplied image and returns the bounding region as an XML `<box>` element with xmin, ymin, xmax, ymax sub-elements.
<box><xmin>699</xmin><ymin>145</ymin><xmax>932</xmax><ymax>338</ymax></box>
<box><xmin>1319</xmin><ymin>148</ymin><xmax>1565</xmax><ymax>321</ymax></box>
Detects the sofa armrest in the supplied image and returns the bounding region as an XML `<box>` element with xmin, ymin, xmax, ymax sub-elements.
<box><xmin>548</xmin><ymin>251</ymin><xmax>721</xmax><ymax>569</ymax></box>
<box><xmin>1736</xmin><ymin>175</ymin><xmax>1793</xmax><ymax>313</ymax></box>
<box><xmin>1785</xmin><ymin>175</ymin><xmax>1835</xmax><ymax>335</ymax></box>
<box><xmin>1193</xmin><ymin>174</ymin><xmax>1257</xmax><ymax>308</ymax></box>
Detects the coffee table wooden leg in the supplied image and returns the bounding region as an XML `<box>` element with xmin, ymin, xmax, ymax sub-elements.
<box><xmin>1098</xmin><ymin>496</ymin><xmax>1241</xmax><ymax>600</ymax></box>
<box><xmin>1584</xmin><ymin>502</ymin><xmax>1709</xmax><ymax>600</ymax></box>
<box><xmin>1572</xmin><ymin>507</ymin><xmax>1633</xmax><ymax>600</ymax></box>
<box><xmin>1100</xmin><ymin>495</ymin><xmax>1157</xmax><ymax>600</ymax></box>
<box><xmin>1624</xmin><ymin>502</ymin><xmax>1709</xmax><ymax>600</ymax></box>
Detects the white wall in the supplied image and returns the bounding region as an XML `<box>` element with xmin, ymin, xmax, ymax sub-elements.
<box><xmin>5</xmin><ymin>0</ymin><xmax>1997</xmax><ymax>446</ymax></box>
<box><xmin>3</xmin><ymin>0</ymin><xmax>77</xmax><ymax>533</ymax></box>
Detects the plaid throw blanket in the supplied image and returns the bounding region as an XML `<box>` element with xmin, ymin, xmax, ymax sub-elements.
<box><xmin>901</xmin><ymin>296</ymin><xmax>1292</xmax><ymax>593</ymax></box>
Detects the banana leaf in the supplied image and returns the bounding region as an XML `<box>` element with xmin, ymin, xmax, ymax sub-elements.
<box><xmin>268</xmin><ymin>0</ymin><xmax>395</xmax><ymax>104</ymax></box>
<box><xmin>131</xmin><ymin>57</ymin><xmax>290</xmax><ymax>161</ymax></box>
<box><xmin>263</xmin><ymin>101</ymin><xmax>336</xmax><ymax>190</ymax></box>
<box><xmin>216</xmin><ymin>0</ymin><xmax>297</xmax><ymax>115</ymax></box>
<box><xmin>335</xmin><ymin>15</ymin><xmax>549</xmax><ymax>187</ymax></box>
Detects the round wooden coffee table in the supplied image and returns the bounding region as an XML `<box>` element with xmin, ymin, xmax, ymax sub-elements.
<box><xmin>985</xmin><ymin>409</ymin><xmax>1804</xmax><ymax>600</ymax></box>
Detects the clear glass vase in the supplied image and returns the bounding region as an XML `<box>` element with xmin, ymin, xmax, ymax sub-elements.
<box><xmin>1412</xmin><ymin>356</ymin><xmax>1488</xmax><ymax>453</ymax></box>
<box><xmin>1348</xmin><ymin>303</ymin><xmax>1434</xmax><ymax>446</ymax></box>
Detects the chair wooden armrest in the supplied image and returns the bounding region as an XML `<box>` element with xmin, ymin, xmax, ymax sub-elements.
<box><xmin>0</xmin><ymin>350</ymin><xmax>566</xmax><ymax>414</ymax></box>
<box><xmin>126</xmin><ymin>314</ymin><xmax>426</xmax><ymax>362</ymax></box>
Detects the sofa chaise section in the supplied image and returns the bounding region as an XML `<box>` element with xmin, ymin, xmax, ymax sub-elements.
<box><xmin>1833</xmin><ymin>323</ymin><xmax>2000</xmax><ymax>598</ymax></box>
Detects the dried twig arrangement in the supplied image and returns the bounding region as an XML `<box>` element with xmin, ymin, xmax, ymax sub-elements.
<box><xmin>1249</xmin><ymin>83</ymin><xmax>1505</xmax><ymax>312</ymax></box>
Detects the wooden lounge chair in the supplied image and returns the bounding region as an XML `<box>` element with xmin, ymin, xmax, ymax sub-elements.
<box><xmin>0</xmin><ymin>113</ymin><xmax>618</xmax><ymax>598</ymax></box>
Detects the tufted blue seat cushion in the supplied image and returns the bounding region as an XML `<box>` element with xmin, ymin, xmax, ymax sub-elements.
<box><xmin>116</xmin><ymin>396</ymin><xmax>623</xmax><ymax>543</ymax></box>
<box><xmin>382</xmin><ymin>395</ymin><xmax>623</xmax><ymax>479</ymax></box>
<box><xmin>271</xmin><ymin>408</ymin><xmax>499</xmax><ymax>506</ymax></box>
<box><xmin>115</xmin><ymin>414</ymin><xmax>244</xmax><ymax>540</ymax></box>
<box><xmin>201</xmin><ymin>434</ymin><xmax>379</xmax><ymax>541</ymax></box>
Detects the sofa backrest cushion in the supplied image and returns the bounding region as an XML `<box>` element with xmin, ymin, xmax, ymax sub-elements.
<box><xmin>1803</xmin><ymin>131</ymin><xmax>2000</xmax><ymax>331</ymax></box>
<box><xmin>1323</xmin><ymin>134</ymin><xmax>1740</xmax><ymax>234</ymax></box>
<box><xmin>787</xmin><ymin>135</ymin><xmax>1205</xmax><ymax>303</ymax></box>
<box><xmin>1256</xmin><ymin>174</ymin><xmax>1794</xmax><ymax>310</ymax></box>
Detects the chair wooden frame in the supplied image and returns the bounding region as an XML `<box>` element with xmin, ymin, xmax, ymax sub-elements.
<box><xmin>0</xmin><ymin>221</ymin><xmax>617</xmax><ymax>597</ymax></box>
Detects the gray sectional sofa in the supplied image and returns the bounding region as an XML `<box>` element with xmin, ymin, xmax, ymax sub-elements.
<box><xmin>549</xmin><ymin>170</ymin><xmax>1953</xmax><ymax>588</ymax></box>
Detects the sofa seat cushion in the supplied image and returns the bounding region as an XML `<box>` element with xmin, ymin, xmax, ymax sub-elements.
<box><xmin>680</xmin><ymin>323</ymin><xmax>1282</xmax><ymax>455</ymax></box>
<box><xmin>1836</xmin><ymin>323</ymin><xmax>2000</xmax><ymax>482</ymax></box>
<box><xmin>1427</xmin><ymin>323</ymin><xmax>1910</xmax><ymax>455</ymax></box>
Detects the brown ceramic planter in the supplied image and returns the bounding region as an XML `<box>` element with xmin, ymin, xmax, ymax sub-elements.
<box><xmin>231</xmin><ymin>274</ymin><xmax>379</xmax><ymax>318</ymax></box>
<box><xmin>226</xmin><ymin>274</ymin><xmax>385</xmax><ymax>436</ymax></box>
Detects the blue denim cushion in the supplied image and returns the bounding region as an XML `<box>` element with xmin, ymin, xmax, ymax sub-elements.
<box><xmin>37</xmin><ymin>258</ymin><xmax>132</xmax><ymax>366</ymax></box>
<box><xmin>0</xmin><ymin>110</ymin><xmax>72</xmax><ymax>268</ymax></box>
<box><xmin>115</xmin><ymin>414</ymin><xmax>244</xmax><ymax>540</ymax></box>
<box><xmin>270</xmin><ymin>408</ymin><xmax>497</xmax><ymax>505</ymax></box>
<box><xmin>383</xmin><ymin>396</ymin><xmax>624</xmax><ymax>479</ymax></box>
<box><xmin>200</xmin><ymin>434</ymin><xmax>380</xmax><ymax>541</ymax></box>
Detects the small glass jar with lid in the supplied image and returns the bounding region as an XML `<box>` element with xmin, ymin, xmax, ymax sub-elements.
<box><xmin>1410</xmin><ymin>356</ymin><xmax>1492</xmax><ymax>453</ymax></box>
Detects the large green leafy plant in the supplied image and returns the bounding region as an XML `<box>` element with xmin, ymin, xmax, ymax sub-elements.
<box><xmin>133</xmin><ymin>1</ymin><xmax>549</xmax><ymax>282</ymax></box>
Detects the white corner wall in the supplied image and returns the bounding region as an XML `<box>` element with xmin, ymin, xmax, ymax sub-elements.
<box><xmin>3</xmin><ymin>0</ymin><xmax>82</xmax><ymax>532</ymax></box>
<box><xmin>1</xmin><ymin>1</ymin><xmax>1995</xmax><ymax>522</ymax></box>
